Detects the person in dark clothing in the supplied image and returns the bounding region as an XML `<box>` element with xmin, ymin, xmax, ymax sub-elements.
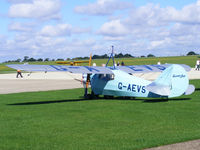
<box><xmin>121</xmin><ymin>61</ymin><xmax>125</xmax><ymax>66</ymax></box>
<box><xmin>16</xmin><ymin>70</ymin><xmax>23</xmax><ymax>78</ymax></box>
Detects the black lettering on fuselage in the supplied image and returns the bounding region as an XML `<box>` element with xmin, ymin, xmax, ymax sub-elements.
<box><xmin>118</xmin><ymin>82</ymin><xmax>146</xmax><ymax>93</ymax></box>
<box><xmin>118</xmin><ymin>82</ymin><xmax>122</xmax><ymax>90</ymax></box>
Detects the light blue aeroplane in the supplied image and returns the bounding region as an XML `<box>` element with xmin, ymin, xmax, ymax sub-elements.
<box><xmin>7</xmin><ymin>55</ymin><xmax>195</xmax><ymax>99</ymax></box>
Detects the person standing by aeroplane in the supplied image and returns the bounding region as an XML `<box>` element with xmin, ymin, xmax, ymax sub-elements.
<box><xmin>195</xmin><ymin>59</ymin><xmax>200</xmax><ymax>71</ymax></box>
<box><xmin>16</xmin><ymin>69</ymin><xmax>23</xmax><ymax>78</ymax></box>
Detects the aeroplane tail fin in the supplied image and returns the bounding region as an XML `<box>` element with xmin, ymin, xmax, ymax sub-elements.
<box><xmin>146</xmin><ymin>64</ymin><xmax>194</xmax><ymax>98</ymax></box>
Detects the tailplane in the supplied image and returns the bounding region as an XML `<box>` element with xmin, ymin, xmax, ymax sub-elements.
<box><xmin>146</xmin><ymin>64</ymin><xmax>195</xmax><ymax>98</ymax></box>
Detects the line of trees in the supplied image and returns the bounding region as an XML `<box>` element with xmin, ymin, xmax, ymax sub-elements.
<box><xmin>4</xmin><ymin>53</ymin><xmax>138</xmax><ymax>63</ymax></box>
<box><xmin>4</xmin><ymin>51</ymin><xmax>199</xmax><ymax>63</ymax></box>
<box><xmin>187</xmin><ymin>51</ymin><xmax>199</xmax><ymax>55</ymax></box>
<box><xmin>72</xmin><ymin>53</ymin><xmax>156</xmax><ymax>60</ymax></box>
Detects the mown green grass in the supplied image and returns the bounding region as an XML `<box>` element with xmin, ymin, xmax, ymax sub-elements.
<box><xmin>0</xmin><ymin>63</ymin><xmax>16</xmax><ymax>74</ymax></box>
<box><xmin>0</xmin><ymin>80</ymin><xmax>200</xmax><ymax>150</ymax></box>
<box><xmin>1</xmin><ymin>55</ymin><xmax>199</xmax><ymax>73</ymax></box>
<box><xmin>116</xmin><ymin>55</ymin><xmax>199</xmax><ymax>66</ymax></box>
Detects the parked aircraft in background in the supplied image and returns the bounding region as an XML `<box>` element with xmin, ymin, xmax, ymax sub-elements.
<box><xmin>56</xmin><ymin>54</ymin><xmax>92</xmax><ymax>66</ymax></box>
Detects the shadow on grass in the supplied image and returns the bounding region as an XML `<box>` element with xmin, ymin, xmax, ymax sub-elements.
<box><xmin>142</xmin><ymin>98</ymin><xmax>191</xmax><ymax>103</ymax></box>
<box><xmin>115</xmin><ymin>97</ymin><xmax>191</xmax><ymax>103</ymax></box>
<box><xmin>195</xmin><ymin>88</ymin><xmax>200</xmax><ymax>91</ymax></box>
<box><xmin>7</xmin><ymin>96</ymin><xmax>191</xmax><ymax>106</ymax></box>
<box><xmin>7</xmin><ymin>98</ymin><xmax>93</xmax><ymax>106</ymax></box>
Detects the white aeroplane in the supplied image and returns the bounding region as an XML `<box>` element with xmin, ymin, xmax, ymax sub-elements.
<box><xmin>6</xmin><ymin>52</ymin><xmax>195</xmax><ymax>99</ymax></box>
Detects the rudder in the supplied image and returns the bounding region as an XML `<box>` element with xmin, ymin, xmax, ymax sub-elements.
<box><xmin>146</xmin><ymin>64</ymin><xmax>190</xmax><ymax>98</ymax></box>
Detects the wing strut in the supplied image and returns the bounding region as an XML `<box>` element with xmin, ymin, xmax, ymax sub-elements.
<box><xmin>106</xmin><ymin>46</ymin><xmax>115</xmax><ymax>69</ymax></box>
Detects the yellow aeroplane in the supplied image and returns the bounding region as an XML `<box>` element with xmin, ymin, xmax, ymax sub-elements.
<box><xmin>56</xmin><ymin>54</ymin><xmax>92</xmax><ymax>66</ymax></box>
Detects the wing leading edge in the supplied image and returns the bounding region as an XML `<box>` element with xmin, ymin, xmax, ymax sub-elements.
<box><xmin>116</xmin><ymin>64</ymin><xmax>191</xmax><ymax>74</ymax></box>
<box><xmin>6</xmin><ymin>64</ymin><xmax>113</xmax><ymax>74</ymax></box>
<box><xmin>6</xmin><ymin>64</ymin><xmax>191</xmax><ymax>74</ymax></box>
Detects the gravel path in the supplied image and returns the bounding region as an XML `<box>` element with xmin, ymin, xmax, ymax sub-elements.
<box><xmin>0</xmin><ymin>79</ymin><xmax>82</xmax><ymax>94</ymax></box>
<box><xmin>146</xmin><ymin>139</ymin><xmax>200</xmax><ymax>150</ymax></box>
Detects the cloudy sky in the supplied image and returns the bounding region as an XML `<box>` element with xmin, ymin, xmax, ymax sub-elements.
<box><xmin>0</xmin><ymin>0</ymin><xmax>200</xmax><ymax>62</ymax></box>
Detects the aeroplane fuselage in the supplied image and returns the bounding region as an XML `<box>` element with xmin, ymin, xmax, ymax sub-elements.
<box><xmin>91</xmin><ymin>70</ymin><xmax>152</xmax><ymax>98</ymax></box>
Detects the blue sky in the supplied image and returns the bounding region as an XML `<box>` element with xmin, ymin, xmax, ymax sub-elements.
<box><xmin>134</xmin><ymin>0</ymin><xmax>196</xmax><ymax>8</ymax></box>
<box><xmin>0</xmin><ymin>0</ymin><xmax>200</xmax><ymax>62</ymax></box>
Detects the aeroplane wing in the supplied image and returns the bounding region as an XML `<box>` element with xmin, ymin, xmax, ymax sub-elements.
<box><xmin>6</xmin><ymin>64</ymin><xmax>113</xmax><ymax>74</ymax></box>
<box><xmin>115</xmin><ymin>64</ymin><xmax>191</xmax><ymax>73</ymax></box>
<box><xmin>6</xmin><ymin>64</ymin><xmax>191</xmax><ymax>74</ymax></box>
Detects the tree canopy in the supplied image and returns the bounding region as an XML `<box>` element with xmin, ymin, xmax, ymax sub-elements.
<box><xmin>187</xmin><ymin>51</ymin><xmax>198</xmax><ymax>55</ymax></box>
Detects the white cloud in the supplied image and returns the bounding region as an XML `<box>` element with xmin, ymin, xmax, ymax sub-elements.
<box><xmin>8</xmin><ymin>22</ymin><xmax>35</xmax><ymax>32</ymax></box>
<box><xmin>103</xmin><ymin>36</ymin><xmax>125</xmax><ymax>41</ymax></box>
<box><xmin>39</xmin><ymin>24</ymin><xmax>91</xmax><ymax>37</ymax></box>
<box><xmin>125</xmin><ymin>4</ymin><xmax>170</xmax><ymax>28</ymax></box>
<box><xmin>72</xmin><ymin>27</ymin><xmax>92</xmax><ymax>34</ymax></box>
<box><xmin>98</xmin><ymin>19</ymin><xmax>128</xmax><ymax>37</ymax></box>
<box><xmin>3</xmin><ymin>0</ymin><xmax>200</xmax><ymax>62</ymax></box>
<box><xmin>150</xmin><ymin>40</ymin><xmax>165</xmax><ymax>48</ymax></box>
<box><xmin>148</xmin><ymin>38</ymin><xmax>172</xmax><ymax>50</ymax></box>
<box><xmin>165</xmin><ymin>1</ymin><xmax>200</xmax><ymax>24</ymax></box>
<box><xmin>94</xmin><ymin>1</ymin><xmax>200</xmax><ymax>57</ymax></box>
<box><xmin>40</xmin><ymin>24</ymin><xmax>73</xmax><ymax>37</ymax></box>
<box><xmin>8</xmin><ymin>0</ymin><xmax>61</xmax><ymax>19</ymax></box>
<box><xmin>0</xmin><ymin>29</ymin><xmax>98</xmax><ymax>61</ymax></box>
<box><xmin>74</xmin><ymin>0</ymin><xmax>131</xmax><ymax>16</ymax></box>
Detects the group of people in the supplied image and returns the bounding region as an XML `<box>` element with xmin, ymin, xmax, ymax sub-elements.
<box><xmin>101</xmin><ymin>61</ymin><xmax>125</xmax><ymax>67</ymax></box>
<box><xmin>195</xmin><ymin>60</ymin><xmax>200</xmax><ymax>71</ymax></box>
<box><xmin>117</xmin><ymin>61</ymin><xmax>125</xmax><ymax>66</ymax></box>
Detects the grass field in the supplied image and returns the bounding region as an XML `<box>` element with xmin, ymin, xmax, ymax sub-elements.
<box><xmin>0</xmin><ymin>80</ymin><xmax>200</xmax><ymax>150</ymax></box>
<box><xmin>1</xmin><ymin>55</ymin><xmax>200</xmax><ymax>74</ymax></box>
<box><xmin>97</xmin><ymin>55</ymin><xmax>199</xmax><ymax>67</ymax></box>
